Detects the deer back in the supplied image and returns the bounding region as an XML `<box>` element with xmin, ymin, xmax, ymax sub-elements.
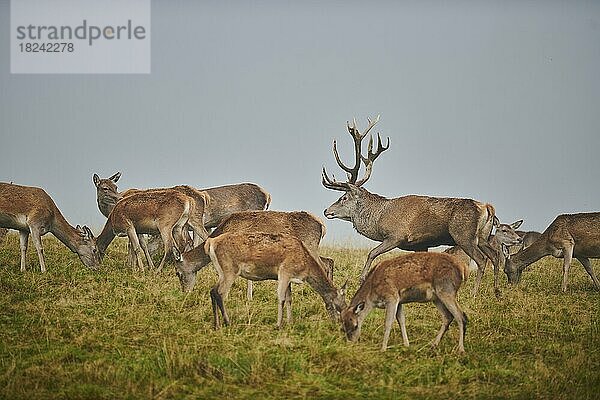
<box><xmin>210</xmin><ymin>210</ymin><xmax>324</xmax><ymax>251</ymax></box>
<box><xmin>200</xmin><ymin>183</ymin><xmax>270</xmax><ymax>228</ymax></box>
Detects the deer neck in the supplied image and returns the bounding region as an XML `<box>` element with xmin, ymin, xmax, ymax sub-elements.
<box><xmin>96</xmin><ymin>221</ymin><xmax>116</xmax><ymax>255</ymax></box>
<box><xmin>511</xmin><ymin>234</ymin><xmax>551</xmax><ymax>272</ymax></box>
<box><xmin>305</xmin><ymin>263</ymin><xmax>339</xmax><ymax>308</ymax></box>
<box><xmin>50</xmin><ymin>211</ymin><xmax>83</xmax><ymax>254</ymax></box>
<box><xmin>98</xmin><ymin>191</ymin><xmax>121</xmax><ymax>218</ymax></box>
<box><xmin>351</xmin><ymin>190</ymin><xmax>389</xmax><ymax>240</ymax></box>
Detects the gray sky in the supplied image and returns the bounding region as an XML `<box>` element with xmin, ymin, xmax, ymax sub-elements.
<box><xmin>1</xmin><ymin>1</ymin><xmax>599</xmax><ymax>245</ymax></box>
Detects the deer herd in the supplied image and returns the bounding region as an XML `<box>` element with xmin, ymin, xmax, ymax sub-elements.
<box><xmin>1</xmin><ymin>116</ymin><xmax>599</xmax><ymax>354</ymax></box>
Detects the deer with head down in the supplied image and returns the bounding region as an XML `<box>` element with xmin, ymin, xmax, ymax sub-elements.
<box><xmin>445</xmin><ymin>219</ymin><xmax>523</xmax><ymax>296</ymax></box>
<box><xmin>0</xmin><ymin>182</ymin><xmax>100</xmax><ymax>271</ymax></box>
<box><xmin>322</xmin><ymin>116</ymin><xmax>499</xmax><ymax>295</ymax></box>
<box><xmin>92</xmin><ymin>173</ymin><xmax>271</xmax><ymax>270</ymax></box>
<box><xmin>172</xmin><ymin>210</ymin><xmax>334</xmax><ymax>298</ymax></box>
<box><xmin>174</xmin><ymin>231</ymin><xmax>347</xmax><ymax>329</ymax></box>
<box><xmin>96</xmin><ymin>188</ymin><xmax>209</xmax><ymax>271</ymax></box>
<box><xmin>341</xmin><ymin>252</ymin><xmax>468</xmax><ymax>353</ymax></box>
<box><xmin>504</xmin><ymin>212</ymin><xmax>600</xmax><ymax>292</ymax></box>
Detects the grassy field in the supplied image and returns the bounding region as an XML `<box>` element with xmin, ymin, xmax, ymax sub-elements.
<box><xmin>0</xmin><ymin>234</ymin><xmax>599</xmax><ymax>399</ymax></box>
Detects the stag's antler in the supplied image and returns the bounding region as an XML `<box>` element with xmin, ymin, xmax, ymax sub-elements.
<box><xmin>322</xmin><ymin>115</ymin><xmax>389</xmax><ymax>191</ymax></box>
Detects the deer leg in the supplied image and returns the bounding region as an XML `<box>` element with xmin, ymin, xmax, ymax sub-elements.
<box><xmin>561</xmin><ymin>243</ymin><xmax>575</xmax><ymax>292</ymax></box>
<box><xmin>285</xmin><ymin>283</ymin><xmax>293</xmax><ymax>324</ymax></box>
<box><xmin>211</xmin><ymin>274</ymin><xmax>236</xmax><ymax>329</ymax></box>
<box><xmin>432</xmin><ymin>299</ymin><xmax>453</xmax><ymax>349</ymax></box>
<box><xmin>19</xmin><ymin>231</ymin><xmax>29</xmax><ymax>272</ymax></box>
<box><xmin>361</xmin><ymin>239</ymin><xmax>400</xmax><ymax>282</ymax></box>
<box><xmin>276</xmin><ymin>276</ymin><xmax>291</xmax><ymax>328</ymax></box>
<box><xmin>156</xmin><ymin>225</ymin><xmax>178</xmax><ymax>272</ymax></box>
<box><xmin>29</xmin><ymin>226</ymin><xmax>46</xmax><ymax>273</ymax></box>
<box><xmin>395</xmin><ymin>303</ymin><xmax>409</xmax><ymax>347</ymax></box>
<box><xmin>126</xmin><ymin>242</ymin><xmax>137</xmax><ymax>269</ymax></box>
<box><xmin>458</xmin><ymin>243</ymin><xmax>488</xmax><ymax>296</ymax></box>
<box><xmin>126</xmin><ymin>228</ymin><xmax>145</xmax><ymax>271</ymax></box>
<box><xmin>381</xmin><ymin>300</ymin><xmax>399</xmax><ymax>351</ymax></box>
<box><xmin>492</xmin><ymin>251</ymin><xmax>506</xmax><ymax>299</ymax></box>
<box><xmin>246</xmin><ymin>281</ymin><xmax>253</xmax><ymax>301</ymax></box>
<box><xmin>577</xmin><ymin>257</ymin><xmax>600</xmax><ymax>290</ymax></box>
<box><xmin>437</xmin><ymin>292</ymin><xmax>466</xmax><ymax>353</ymax></box>
<box><xmin>139</xmin><ymin>234</ymin><xmax>155</xmax><ymax>270</ymax></box>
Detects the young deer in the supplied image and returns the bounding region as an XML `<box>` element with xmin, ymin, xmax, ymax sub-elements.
<box><xmin>173</xmin><ymin>232</ymin><xmax>347</xmax><ymax>329</ymax></box>
<box><xmin>0</xmin><ymin>182</ymin><xmax>100</xmax><ymax>271</ymax></box>
<box><xmin>322</xmin><ymin>116</ymin><xmax>499</xmax><ymax>296</ymax></box>
<box><xmin>172</xmin><ymin>210</ymin><xmax>334</xmax><ymax>300</ymax></box>
<box><xmin>341</xmin><ymin>252</ymin><xmax>468</xmax><ymax>353</ymax></box>
<box><xmin>92</xmin><ymin>173</ymin><xmax>271</xmax><ymax>271</ymax></box>
<box><xmin>445</xmin><ymin>219</ymin><xmax>523</xmax><ymax>296</ymax></box>
<box><xmin>96</xmin><ymin>189</ymin><xmax>209</xmax><ymax>271</ymax></box>
<box><xmin>505</xmin><ymin>212</ymin><xmax>600</xmax><ymax>292</ymax></box>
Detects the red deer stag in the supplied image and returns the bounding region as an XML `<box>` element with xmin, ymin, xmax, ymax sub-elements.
<box><xmin>96</xmin><ymin>189</ymin><xmax>209</xmax><ymax>271</ymax></box>
<box><xmin>176</xmin><ymin>232</ymin><xmax>347</xmax><ymax>329</ymax></box>
<box><xmin>0</xmin><ymin>182</ymin><xmax>100</xmax><ymax>271</ymax></box>
<box><xmin>340</xmin><ymin>252</ymin><xmax>468</xmax><ymax>353</ymax></box>
<box><xmin>504</xmin><ymin>212</ymin><xmax>600</xmax><ymax>292</ymax></box>
<box><xmin>322</xmin><ymin>116</ymin><xmax>499</xmax><ymax>295</ymax></box>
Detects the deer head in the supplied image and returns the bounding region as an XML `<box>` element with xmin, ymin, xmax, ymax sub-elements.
<box><xmin>75</xmin><ymin>225</ymin><xmax>101</xmax><ymax>269</ymax></box>
<box><xmin>322</xmin><ymin>116</ymin><xmax>389</xmax><ymax>220</ymax></box>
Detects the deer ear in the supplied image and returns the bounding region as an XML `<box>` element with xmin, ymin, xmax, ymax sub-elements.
<box><xmin>353</xmin><ymin>302</ymin><xmax>365</xmax><ymax>314</ymax></box>
<box><xmin>339</xmin><ymin>279</ymin><xmax>348</xmax><ymax>297</ymax></box>
<box><xmin>109</xmin><ymin>172</ymin><xmax>121</xmax><ymax>183</ymax></box>
<box><xmin>93</xmin><ymin>174</ymin><xmax>100</xmax><ymax>187</ymax></box>
<box><xmin>172</xmin><ymin>246</ymin><xmax>182</xmax><ymax>262</ymax></box>
<box><xmin>493</xmin><ymin>215</ymin><xmax>500</xmax><ymax>227</ymax></box>
<box><xmin>83</xmin><ymin>226</ymin><xmax>95</xmax><ymax>240</ymax></box>
<box><xmin>510</xmin><ymin>220</ymin><xmax>523</xmax><ymax>230</ymax></box>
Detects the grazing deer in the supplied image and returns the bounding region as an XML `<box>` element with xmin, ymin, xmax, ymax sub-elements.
<box><xmin>175</xmin><ymin>232</ymin><xmax>347</xmax><ymax>329</ymax></box>
<box><xmin>92</xmin><ymin>173</ymin><xmax>271</xmax><ymax>229</ymax></box>
<box><xmin>92</xmin><ymin>173</ymin><xmax>271</xmax><ymax>269</ymax></box>
<box><xmin>322</xmin><ymin>116</ymin><xmax>499</xmax><ymax>295</ymax></box>
<box><xmin>341</xmin><ymin>252</ymin><xmax>468</xmax><ymax>353</ymax></box>
<box><xmin>517</xmin><ymin>230</ymin><xmax>542</xmax><ymax>251</ymax></box>
<box><xmin>504</xmin><ymin>212</ymin><xmax>600</xmax><ymax>292</ymax></box>
<box><xmin>171</xmin><ymin>210</ymin><xmax>334</xmax><ymax>297</ymax></box>
<box><xmin>96</xmin><ymin>189</ymin><xmax>209</xmax><ymax>271</ymax></box>
<box><xmin>0</xmin><ymin>182</ymin><xmax>100</xmax><ymax>271</ymax></box>
<box><xmin>445</xmin><ymin>219</ymin><xmax>523</xmax><ymax>296</ymax></box>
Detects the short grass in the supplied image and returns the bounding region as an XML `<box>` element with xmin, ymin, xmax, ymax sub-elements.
<box><xmin>0</xmin><ymin>234</ymin><xmax>599</xmax><ymax>399</ymax></box>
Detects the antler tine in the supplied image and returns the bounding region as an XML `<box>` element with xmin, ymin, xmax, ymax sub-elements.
<box><xmin>367</xmin><ymin>132</ymin><xmax>390</xmax><ymax>160</ymax></box>
<box><xmin>322</xmin><ymin>166</ymin><xmax>350</xmax><ymax>191</ymax></box>
<box><xmin>355</xmin><ymin>132</ymin><xmax>390</xmax><ymax>187</ymax></box>
<box><xmin>332</xmin><ymin>140</ymin><xmax>356</xmax><ymax>174</ymax></box>
<box><xmin>361</xmin><ymin>114</ymin><xmax>380</xmax><ymax>139</ymax></box>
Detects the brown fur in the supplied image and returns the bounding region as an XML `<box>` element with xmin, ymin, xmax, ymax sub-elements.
<box><xmin>173</xmin><ymin>210</ymin><xmax>333</xmax><ymax>297</ymax></box>
<box><xmin>341</xmin><ymin>252</ymin><xmax>467</xmax><ymax>352</ymax></box>
<box><xmin>505</xmin><ymin>213</ymin><xmax>600</xmax><ymax>292</ymax></box>
<box><xmin>204</xmin><ymin>232</ymin><xmax>346</xmax><ymax>329</ymax></box>
<box><xmin>322</xmin><ymin>117</ymin><xmax>499</xmax><ymax>296</ymax></box>
<box><xmin>97</xmin><ymin>189</ymin><xmax>208</xmax><ymax>271</ymax></box>
<box><xmin>444</xmin><ymin>219</ymin><xmax>523</xmax><ymax>296</ymax></box>
<box><xmin>0</xmin><ymin>182</ymin><xmax>99</xmax><ymax>271</ymax></box>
